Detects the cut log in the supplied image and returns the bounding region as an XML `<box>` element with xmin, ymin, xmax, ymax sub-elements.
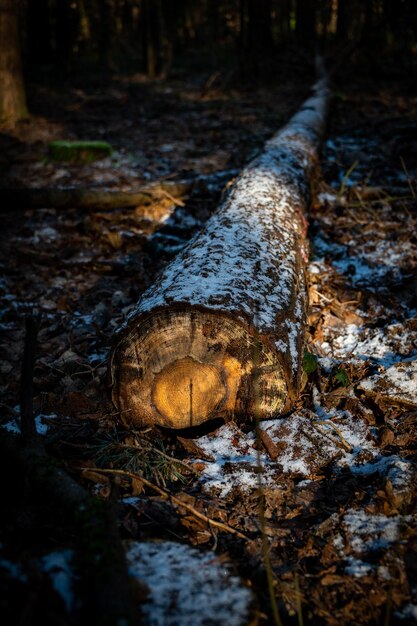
<box><xmin>0</xmin><ymin>181</ymin><xmax>189</xmax><ymax>211</ymax></box>
<box><xmin>110</xmin><ymin>70</ymin><xmax>330</xmax><ymax>430</ymax></box>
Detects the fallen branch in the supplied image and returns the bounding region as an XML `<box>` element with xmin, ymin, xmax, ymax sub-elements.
<box><xmin>0</xmin><ymin>181</ymin><xmax>189</xmax><ymax>211</ymax></box>
<box><xmin>110</xmin><ymin>62</ymin><xmax>330</xmax><ymax>429</ymax></box>
<box><xmin>309</xmin><ymin>419</ymin><xmax>353</xmax><ymax>453</ymax></box>
<box><xmin>92</xmin><ymin>467</ymin><xmax>250</xmax><ymax>541</ymax></box>
<box><xmin>316</xmin><ymin>420</ymin><xmax>353</xmax><ymax>452</ymax></box>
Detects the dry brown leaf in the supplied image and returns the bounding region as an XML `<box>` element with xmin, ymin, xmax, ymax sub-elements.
<box><xmin>177</xmin><ymin>436</ymin><xmax>215</xmax><ymax>461</ymax></box>
<box><xmin>64</xmin><ymin>391</ymin><xmax>95</xmax><ymax>415</ymax></box>
<box><xmin>131</xmin><ymin>477</ymin><xmax>144</xmax><ymax>495</ymax></box>
<box><xmin>259</xmin><ymin>429</ymin><xmax>280</xmax><ymax>460</ymax></box>
<box><xmin>105</xmin><ymin>230</ymin><xmax>123</xmax><ymax>249</ymax></box>
<box><xmin>81</xmin><ymin>469</ymin><xmax>110</xmax><ymax>485</ymax></box>
<box><xmin>321</xmin><ymin>574</ymin><xmax>346</xmax><ymax>586</ymax></box>
<box><xmin>380</xmin><ymin>426</ymin><xmax>395</xmax><ymax>447</ymax></box>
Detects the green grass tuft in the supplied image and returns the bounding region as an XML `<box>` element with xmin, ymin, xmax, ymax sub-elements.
<box><xmin>302</xmin><ymin>350</ymin><xmax>318</xmax><ymax>375</ymax></box>
<box><xmin>48</xmin><ymin>140</ymin><xmax>113</xmax><ymax>163</ymax></box>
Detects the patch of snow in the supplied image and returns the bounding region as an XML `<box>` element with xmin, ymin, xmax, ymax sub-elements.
<box><xmin>159</xmin><ymin>143</ymin><xmax>175</xmax><ymax>153</ymax></box>
<box><xmin>32</xmin><ymin>226</ymin><xmax>59</xmax><ymax>244</ymax></box>
<box><xmin>342</xmin><ymin>510</ymin><xmax>408</xmax><ymax>553</ymax></box>
<box><xmin>71</xmin><ymin>313</ymin><xmax>94</xmax><ymax>330</ymax></box>
<box><xmin>377</xmin><ymin>565</ymin><xmax>391</xmax><ymax>580</ymax></box>
<box><xmin>395</xmin><ymin>604</ymin><xmax>417</xmax><ymax>622</ymax></box>
<box><xmin>263</xmin><ymin>408</ymin><xmax>376</xmax><ymax>475</ymax></box>
<box><xmin>311</xmin><ymin>233</ymin><xmax>345</xmax><ymax>261</ymax></box>
<box><xmin>333</xmin><ymin>509</ymin><xmax>412</xmax><ymax>580</ymax></box>
<box><xmin>121</xmin><ymin>496</ymin><xmax>141</xmax><ymax>506</ymax></box>
<box><xmin>87</xmin><ymin>349</ymin><xmax>108</xmax><ymax>365</ymax></box>
<box><xmin>320</xmin><ymin>322</ymin><xmax>417</xmax><ymax>368</ymax></box>
<box><xmin>308</xmin><ymin>260</ymin><xmax>327</xmax><ymax>275</ymax></box>
<box><xmin>192</xmin><ymin>404</ymin><xmax>378</xmax><ymax>495</ymax></box>
<box><xmin>311</xmin><ymin>221</ymin><xmax>416</xmax><ymax>291</ymax></box>
<box><xmin>195</xmin><ymin>423</ymin><xmax>271</xmax><ymax>496</ymax></box>
<box><xmin>359</xmin><ymin>360</ymin><xmax>417</xmax><ymax>407</ymax></box>
<box><xmin>316</xmin><ymin>356</ymin><xmax>333</xmax><ymax>373</ymax></box>
<box><xmin>296</xmin><ymin>479</ymin><xmax>313</xmax><ymax>487</ymax></box>
<box><xmin>0</xmin><ymin>559</ymin><xmax>27</xmax><ymax>582</ymax></box>
<box><xmin>317</xmin><ymin>191</ymin><xmax>338</xmax><ymax>204</ymax></box>
<box><xmin>344</xmin><ymin>556</ymin><xmax>374</xmax><ymax>578</ymax></box>
<box><xmin>42</xmin><ymin>550</ymin><xmax>75</xmax><ymax>612</ymax></box>
<box><xmin>1</xmin><ymin>412</ymin><xmax>58</xmax><ymax>436</ymax></box>
<box><xmin>126</xmin><ymin>540</ymin><xmax>253</xmax><ymax>626</ymax></box>
<box><xmin>350</xmin><ymin>454</ymin><xmax>413</xmax><ymax>490</ymax></box>
<box><xmin>2</xmin><ymin>420</ymin><xmax>21</xmax><ymax>434</ymax></box>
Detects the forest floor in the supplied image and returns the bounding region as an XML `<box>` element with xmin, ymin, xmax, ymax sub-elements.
<box><xmin>0</xmin><ymin>60</ymin><xmax>417</xmax><ymax>625</ymax></box>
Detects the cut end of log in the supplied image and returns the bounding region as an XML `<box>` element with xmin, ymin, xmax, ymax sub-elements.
<box><xmin>152</xmin><ymin>356</ymin><xmax>226</xmax><ymax>427</ymax></box>
<box><xmin>111</xmin><ymin>308</ymin><xmax>288</xmax><ymax>429</ymax></box>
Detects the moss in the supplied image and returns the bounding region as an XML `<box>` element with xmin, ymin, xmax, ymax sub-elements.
<box><xmin>302</xmin><ymin>349</ymin><xmax>318</xmax><ymax>374</ymax></box>
<box><xmin>332</xmin><ymin>367</ymin><xmax>350</xmax><ymax>387</ymax></box>
<box><xmin>48</xmin><ymin>140</ymin><xmax>113</xmax><ymax>163</ymax></box>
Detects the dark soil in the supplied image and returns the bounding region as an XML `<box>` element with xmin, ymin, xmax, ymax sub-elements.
<box><xmin>0</xmin><ymin>60</ymin><xmax>416</xmax><ymax>625</ymax></box>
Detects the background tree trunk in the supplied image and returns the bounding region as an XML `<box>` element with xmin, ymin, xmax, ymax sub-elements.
<box><xmin>0</xmin><ymin>0</ymin><xmax>28</xmax><ymax>122</ymax></box>
<box><xmin>239</xmin><ymin>0</ymin><xmax>273</xmax><ymax>79</ymax></box>
<box><xmin>336</xmin><ymin>0</ymin><xmax>349</xmax><ymax>41</ymax></box>
<box><xmin>25</xmin><ymin>0</ymin><xmax>52</xmax><ymax>69</ymax></box>
<box><xmin>296</xmin><ymin>0</ymin><xmax>316</xmax><ymax>45</ymax></box>
<box><xmin>98</xmin><ymin>0</ymin><xmax>114</xmax><ymax>70</ymax></box>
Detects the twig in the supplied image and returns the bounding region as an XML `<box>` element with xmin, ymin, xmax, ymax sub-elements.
<box><xmin>311</xmin><ymin>420</ymin><xmax>353</xmax><ymax>453</ymax></box>
<box><xmin>339</xmin><ymin>160</ymin><xmax>358</xmax><ymax>196</ymax></box>
<box><xmin>91</xmin><ymin>467</ymin><xmax>250</xmax><ymax>541</ymax></box>
<box><xmin>129</xmin><ymin>439</ymin><xmax>200</xmax><ymax>476</ymax></box>
<box><xmin>310</xmin><ymin>421</ymin><xmax>342</xmax><ymax>449</ymax></box>
<box><xmin>159</xmin><ymin>187</ymin><xmax>185</xmax><ymax>207</ymax></box>
<box><xmin>317</xmin><ymin>420</ymin><xmax>353</xmax><ymax>452</ymax></box>
<box><xmin>309</xmin><ymin>288</ymin><xmax>333</xmax><ymax>303</ymax></box>
<box><xmin>400</xmin><ymin>156</ymin><xmax>416</xmax><ymax>200</ymax></box>
<box><xmin>345</xmin><ymin>194</ymin><xmax>414</xmax><ymax>207</ymax></box>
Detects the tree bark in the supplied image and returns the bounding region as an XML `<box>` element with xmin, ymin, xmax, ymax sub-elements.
<box><xmin>25</xmin><ymin>0</ymin><xmax>52</xmax><ymax>69</ymax></box>
<box><xmin>0</xmin><ymin>0</ymin><xmax>28</xmax><ymax>122</ymax></box>
<box><xmin>110</xmin><ymin>68</ymin><xmax>330</xmax><ymax>430</ymax></box>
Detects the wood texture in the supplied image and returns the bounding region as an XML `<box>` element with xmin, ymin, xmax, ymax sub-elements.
<box><xmin>0</xmin><ymin>0</ymin><xmax>28</xmax><ymax>121</ymax></box>
<box><xmin>110</xmin><ymin>72</ymin><xmax>329</xmax><ymax>429</ymax></box>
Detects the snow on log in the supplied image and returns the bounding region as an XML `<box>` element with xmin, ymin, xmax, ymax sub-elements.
<box><xmin>109</xmin><ymin>72</ymin><xmax>330</xmax><ymax>430</ymax></box>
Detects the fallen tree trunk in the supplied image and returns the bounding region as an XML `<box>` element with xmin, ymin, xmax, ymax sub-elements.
<box><xmin>0</xmin><ymin>181</ymin><xmax>188</xmax><ymax>211</ymax></box>
<box><xmin>110</xmin><ymin>70</ymin><xmax>330</xmax><ymax>430</ymax></box>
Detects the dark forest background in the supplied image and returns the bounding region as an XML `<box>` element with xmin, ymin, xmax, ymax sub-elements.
<box><xmin>2</xmin><ymin>0</ymin><xmax>417</xmax><ymax>123</ymax></box>
<box><xmin>1</xmin><ymin>3</ymin><xmax>417</xmax><ymax>626</ymax></box>
<box><xmin>20</xmin><ymin>0</ymin><xmax>417</xmax><ymax>75</ymax></box>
